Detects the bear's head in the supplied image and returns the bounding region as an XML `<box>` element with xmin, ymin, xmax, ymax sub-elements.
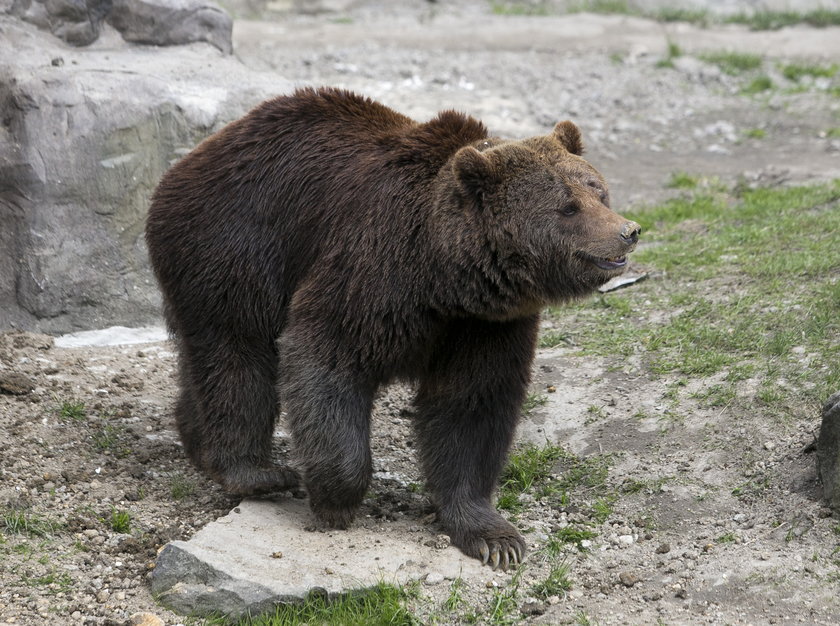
<box><xmin>444</xmin><ymin>121</ymin><xmax>641</xmax><ymax>309</ymax></box>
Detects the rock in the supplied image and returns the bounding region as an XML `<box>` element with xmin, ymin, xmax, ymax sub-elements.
<box><xmin>9</xmin><ymin>0</ymin><xmax>231</xmax><ymax>52</ymax></box>
<box><xmin>130</xmin><ymin>612</ymin><xmax>164</xmax><ymax>626</ymax></box>
<box><xmin>0</xmin><ymin>372</ymin><xmax>35</xmax><ymax>395</ymax></box>
<box><xmin>0</xmin><ymin>14</ymin><xmax>292</xmax><ymax>333</ymax></box>
<box><xmin>817</xmin><ymin>391</ymin><xmax>840</xmax><ymax>510</ymax></box>
<box><xmin>520</xmin><ymin>599</ymin><xmax>546</xmax><ymax>616</ymax></box>
<box><xmin>424</xmin><ymin>571</ymin><xmax>444</xmax><ymax>585</ymax></box>
<box><xmin>655</xmin><ymin>543</ymin><xmax>671</xmax><ymax>554</ymax></box>
<box><xmin>107</xmin><ymin>0</ymin><xmax>233</xmax><ymax>55</ymax></box>
<box><xmin>10</xmin><ymin>0</ymin><xmax>112</xmax><ymax>46</ymax></box>
<box><xmin>618</xmin><ymin>571</ymin><xmax>640</xmax><ymax>587</ymax></box>
<box><xmin>151</xmin><ymin>499</ymin><xmax>485</xmax><ymax>618</ymax></box>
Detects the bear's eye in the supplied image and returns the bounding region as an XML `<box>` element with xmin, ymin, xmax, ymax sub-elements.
<box><xmin>561</xmin><ymin>205</ymin><xmax>579</xmax><ymax>216</ymax></box>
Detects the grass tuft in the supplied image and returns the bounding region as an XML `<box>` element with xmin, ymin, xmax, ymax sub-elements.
<box><xmin>700</xmin><ymin>51</ymin><xmax>762</xmax><ymax>75</ymax></box>
<box><xmin>237</xmin><ymin>582</ymin><xmax>418</xmax><ymax>626</ymax></box>
<box><xmin>532</xmin><ymin>561</ymin><xmax>573</xmax><ymax>599</ymax></box>
<box><xmin>58</xmin><ymin>400</ymin><xmax>86</xmax><ymax>421</ymax></box>
<box><xmin>109</xmin><ymin>508</ymin><xmax>132</xmax><ymax>534</ymax></box>
<box><xmin>2</xmin><ymin>510</ymin><xmax>64</xmax><ymax>537</ymax></box>
<box><xmin>742</xmin><ymin>75</ymin><xmax>774</xmax><ymax>94</ymax></box>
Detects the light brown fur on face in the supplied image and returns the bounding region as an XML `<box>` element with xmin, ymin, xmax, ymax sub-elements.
<box><xmin>443</xmin><ymin>120</ymin><xmax>640</xmax><ymax>312</ymax></box>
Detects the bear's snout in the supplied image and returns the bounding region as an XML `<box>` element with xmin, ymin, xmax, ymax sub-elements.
<box><xmin>619</xmin><ymin>221</ymin><xmax>642</xmax><ymax>247</ymax></box>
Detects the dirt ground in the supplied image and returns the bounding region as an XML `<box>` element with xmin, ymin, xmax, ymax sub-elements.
<box><xmin>2</xmin><ymin>2</ymin><xmax>840</xmax><ymax>625</ymax></box>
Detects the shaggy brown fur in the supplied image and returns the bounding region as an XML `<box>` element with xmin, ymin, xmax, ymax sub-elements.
<box><xmin>145</xmin><ymin>87</ymin><xmax>640</xmax><ymax>569</ymax></box>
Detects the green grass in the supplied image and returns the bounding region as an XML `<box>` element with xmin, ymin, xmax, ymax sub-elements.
<box><xmin>726</xmin><ymin>9</ymin><xmax>840</xmax><ymax>30</ymax></box>
<box><xmin>170</xmin><ymin>474</ymin><xmax>196</xmax><ymax>500</ymax></box>
<box><xmin>487</xmin><ymin>564</ymin><xmax>525</xmax><ymax>623</ymax></box>
<box><xmin>655</xmin><ymin>40</ymin><xmax>682</xmax><ymax>69</ymax></box>
<box><xmin>531</xmin><ymin>561</ymin><xmax>573</xmax><ymax>599</ymax></box>
<box><xmin>521</xmin><ymin>392</ymin><xmax>549</xmax><ymax>415</ymax></box>
<box><xmin>2</xmin><ymin>511</ymin><xmax>64</xmax><ymax>537</ymax></box>
<box><xmin>490</xmin><ymin>1</ymin><xmax>840</xmax><ymax>31</ymax></box>
<box><xmin>782</xmin><ymin>63</ymin><xmax>838</xmax><ymax>82</ymax></box>
<box><xmin>109</xmin><ymin>508</ymin><xmax>131</xmax><ymax>534</ymax></box>
<box><xmin>744</xmin><ymin>128</ymin><xmax>766</xmax><ymax>139</ymax></box>
<box><xmin>545</xmin><ymin>180</ymin><xmax>840</xmax><ymax>412</ymax></box>
<box><xmin>654</xmin><ymin>7</ymin><xmax>709</xmax><ymax>25</ymax></box>
<box><xmin>500</xmin><ymin>444</ymin><xmax>564</xmax><ymax>497</ymax></box>
<box><xmin>546</xmin><ymin>526</ymin><xmax>597</xmax><ymax>554</ymax></box>
<box><xmin>491</xmin><ymin>1</ymin><xmax>550</xmax><ymax>16</ymax></box>
<box><xmin>539</xmin><ymin>329</ymin><xmax>572</xmax><ymax>348</ymax></box>
<box><xmin>666</xmin><ymin>171</ymin><xmax>700</xmax><ymax>189</ymax></box>
<box><xmin>236</xmin><ymin>582</ymin><xmax>418</xmax><ymax>626</ymax></box>
<box><xmin>700</xmin><ymin>51</ymin><xmax>762</xmax><ymax>75</ymax></box>
<box><xmin>19</xmin><ymin>569</ymin><xmax>74</xmax><ymax>595</ymax></box>
<box><xmin>58</xmin><ymin>400</ymin><xmax>86</xmax><ymax>421</ymax></box>
<box><xmin>742</xmin><ymin>75</ymin><xmax>774</xmax><ymax>94</ymax></box>
<box><xmin>499</xmin><ymin>442</ymin><xmax>614</xmax><ymax>523</ymax></box>
<box><xmin>827</xmin><ymin>128</ymin><xmax>840</xmax><ymax>138</ymax></box>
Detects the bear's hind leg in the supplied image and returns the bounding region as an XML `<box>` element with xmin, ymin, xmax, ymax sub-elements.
<box><xmin>173</xmin><ymin>365</ymin><xmax>203</xmax><ymax>468</ymax></box>
<box><xmin>179</xmin><ymin>336</ymin><xmax>300</xmax><ymax>495</ymax></box>
<box><xmin>415</xmin><ymin>316</ymin><xmax>539</xmax><ymax>570</ymax></box>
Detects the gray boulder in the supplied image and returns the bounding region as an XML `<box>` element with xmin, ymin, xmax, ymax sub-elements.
<box><xmin>107</xmin><ymin>0</ymin><xmax>232</xmax><ymax>54</ymax></box>
<box><xmin>7</xmin><ymin>0</ymin><xmax>232</xmax><ymax>53</ymax></box>
<box><xmin>817</xmin><ymin>391</ymin><xmax>840</xmax><ymax>510</ymax></box>
<box><xmin>0</xmin><ymin>15</ymin><xmax>291</xmax><ymax>333</ymax></box>
<box><xmin>10</xmin><ymin>0</ymin><xmax>113</xmax><ymax>45</ymax></box>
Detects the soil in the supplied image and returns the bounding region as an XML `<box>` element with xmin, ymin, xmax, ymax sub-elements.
<box><xmin>2</xmin><ymin>2</ymin><xmax>840</xmax><ymax>625</ymax></box>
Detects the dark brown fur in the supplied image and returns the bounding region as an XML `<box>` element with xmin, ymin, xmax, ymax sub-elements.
<box><xmin>145</xmin><ymin>87</ymin><xmax>640</xmax><ymax>569</ymax></box>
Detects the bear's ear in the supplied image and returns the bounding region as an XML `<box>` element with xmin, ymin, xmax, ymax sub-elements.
<box><xmin>552</xmin><ymin>121</ymin><xmax>584</xmax><ymax>155</ymax></box>
<box><xmin>452</xmin><ymin>146</ymin><xmax>501</xmax><ymax>199</ymax></box>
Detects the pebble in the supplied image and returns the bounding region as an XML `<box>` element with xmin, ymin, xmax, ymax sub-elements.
<box><xmin>655</xmin><ymin>543</ymin><xmax>671</xmax><ymax>554</ymax></box>
<box><xmin>619</xmin><ymin>571</ymin><xmax>640</xmax><ymax>587</ymax></box>
<box><xmin>96</xmin><ymin>590</ymin><xmax>110</xmax><ymax>603</ymax></box>
<box><xmin>617</xmin><ymin>534</ymin><xmax>635</xmax><ymax>547</ymax></box>
<box><xmin>424</xmin><ymin>572</ymin><xmax>444</xmax><ymax>585</ymax></box>
<box><xmin>130</xmin><ymin>613</ymin><xmax>165</xmax><ymax>626</ymax></box>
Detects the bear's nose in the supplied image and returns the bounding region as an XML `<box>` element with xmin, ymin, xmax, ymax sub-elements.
<box><xmin>620</xmin><ymin>221</ymin><xmax>641</xmax><ymax>245</ymax></box>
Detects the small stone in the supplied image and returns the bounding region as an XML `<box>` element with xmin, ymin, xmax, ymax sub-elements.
<box><xmin>270</xmin><ymin>551</ymin><xmax>283</xmax><ymax>559</ymax></box>
<box><xmin>96</xmin><ymin>590</ymin><xmax>110</xmax><ymax>603</ymax></box>
<box><xmin>655</xmin><ymin>543</ymin><xmax>671</xmax><ymax>554</ymax></box>
<box><xmin>424</xmin><ymin>572</ymin><xmax>444</xmax><ymax>585</ymax></box>
<box><xmin>763</xmin><ymin>441</ymin><xmax>775</xmax><ymax>451</ymax></box>
<box><xmin>618</xmin><ymin>571</ymin><xmax>640</xmax><ymax>587</ymax></box>
<box><xmin>130</xmin><ymin>613</ymin><xmax>164</xmax><ymax>626</ymax></box>
<box><xmin>0</xmin><ymin>372</ymin><xmax>35</xmax><ymax>395</ymax></box>
<box><xmin>617</xmin><ymin>534</ymin><xmax>634</xmax><ymax>546</ymax></box>
<box><xmin>520</xmin><ymin>599</ymin><xmax>546</xmax><ymax>616</ymax></box>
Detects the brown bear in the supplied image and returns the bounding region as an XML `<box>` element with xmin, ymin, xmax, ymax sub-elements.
<box><xmin>145</xmin><ymin>87</ymin><xmax>640</xmax><ymax>570</ymax></box>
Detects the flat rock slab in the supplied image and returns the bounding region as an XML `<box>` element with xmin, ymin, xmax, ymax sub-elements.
<box><xmin>151</xmin><ymin>498</ymin><xmax>486</xmax><ymax>618</ymax></box>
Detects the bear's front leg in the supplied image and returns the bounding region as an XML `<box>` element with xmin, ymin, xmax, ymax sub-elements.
<box><xmin>280</xmin><ymin>327</ymin><xmax>375</xmax><ymax>530</ymax></box>
<box><xmin>415</xmin><ymin>316</ymin><xmax>539</xmax><ymax>570</ymax></box>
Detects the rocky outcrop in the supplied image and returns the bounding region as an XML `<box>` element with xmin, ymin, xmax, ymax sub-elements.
<box><xmin>107</xmin><ymin>0</ymin><xmax>232</xmax><ymax>54</ymax></box>
<box><xmin>0</xmin><ymin>15</ymin><xmax>291</xmax><ymax>333</ymax></box>
<box><xmin>8</xmin><ymin>0</ymin><xmax>232</xmax><ymax>53</ymax></box>
<box><xmin>817</xmin><ymin>391</ymin><xmax>840</xmax><ymax>510</ymax></box>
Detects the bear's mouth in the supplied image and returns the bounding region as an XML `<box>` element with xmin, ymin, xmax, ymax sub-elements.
<box><xmin>579</xmin><ymin>253</ymin><xmax>628</xmax><ymax>271</ymax></box>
